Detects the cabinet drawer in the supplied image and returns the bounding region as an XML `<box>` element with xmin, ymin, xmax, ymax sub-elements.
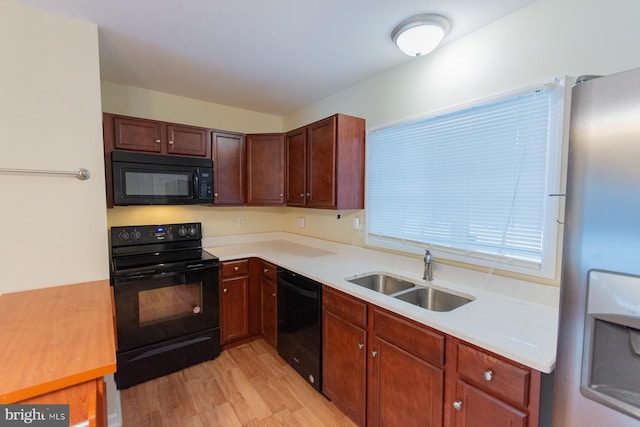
<box><xmin>371</xmin><ymin>308</ymin><xmax>445</xmax><ymax>367</ymax></box>
<box><xmin>457</xmin><ymin>342</ymin><xmax>530</xmax><ymax>407</ymax></box>
<box><xmin>322</xmin><ymin>286</ymin><xmax>367</xmax><ymax>328</ymax></box>
<box><xmin>221</xmin><ymin>259</ymin><xmax>249</xmax><ymax>278</ymax></box>
<box><xmin>258</xmin><ymin>260</ymin><xmax>277</xmax><ymax>282</ymax></box>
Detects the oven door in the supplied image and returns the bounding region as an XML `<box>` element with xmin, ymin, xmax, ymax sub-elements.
<box><xmin>112</xmin><ymin>265</ymin><xmax>218</xmax><ymax>351</ymax></box>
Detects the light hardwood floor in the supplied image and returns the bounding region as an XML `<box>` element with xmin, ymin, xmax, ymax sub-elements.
<box><xmin>120</xmin><ymin>339</ymin><xmax>357</xmax><ymax>426</ymax></box>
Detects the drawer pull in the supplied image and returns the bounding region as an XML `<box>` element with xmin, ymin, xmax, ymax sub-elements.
<box><xmin>453</xmin><ymin>400</ymin><xmax>463</xmax><ymax>411</ymax></box>
<box><xmin>234</xmin><ymin>266</ymin><xmax>239</xmax><ymax>271</ymax></box>
<box><xmin>223</xmin><ymin>288</ymin><xmax>228</xmax><ymax>293</ymax></box>
<box><xmin>483</xmin><ymin>369</ymin><xmax>494</xmax><ymax>381</ymax></box>
<box><xmin>358</xmin><ymin>343</ymin><xmax>364</xmax><ymax>350</ymax></box>
<box><xmin>371</xmin><ymin>350</ymin><xmax>378</xmax><ymax>357</ymax></box>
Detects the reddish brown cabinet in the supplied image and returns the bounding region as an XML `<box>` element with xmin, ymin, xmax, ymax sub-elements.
<box><xmin>368</xmin><ymin>307</ymin><xmax>445</xmax><ymax>427</ymax></box>
<box><xmin>212</xmin><ymin>131</ymin><xmax>246</xmax><ymax>205</ymax></box>
<box><xmin>447</xmin><ymin>339</ymin><xmax>541</xmax><ymax>427</ymax></box>
<box><xmin>322</xmin><ymin>287</ymin><xmax>368</xmax><ymax>426</ymax></box>
<box><xmin>285</xmin><ymin>114</ymin><xmax>365</xmax><ymax>209</ymax></box>
<box><xmin>322</xmin><ymin>287</ymin><xmax>445</xmax><ymax>427</ymax></box>
<box><xmin>220</xmin><ymin>259</ymin><xmax>250</xmax><ymax>345</ymax></box>
<box><xmin>104</xmin><ymin>113</ymin><xmax>210</xmax><ymax>157</ymax></box>
<box><xmin>285</xmin><ymin>126</ymin><xmax>307</xmax><ymax>206</ymax></box>
<box><xmin>322</xmin><ymin>287</ymin><xmax>543</xmax><ymax>427</ymax></box>
<box><xmin>246</xmin><ymin>133</ymin><xmax>285</xmax><ymax>205</ymax></box>
<box><xmin>257</xmin><ymin>259</ymin><xmax>278</xmax><ymax>348</ymax></box>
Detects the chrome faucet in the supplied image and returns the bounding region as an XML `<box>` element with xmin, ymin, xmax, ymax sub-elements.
<box><xmin>423</xmin><ymin>250</ymin><xmax>434</xmax><ymax>281</ymax></box>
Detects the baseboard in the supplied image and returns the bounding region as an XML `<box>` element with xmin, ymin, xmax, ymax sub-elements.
<box><xmin>108</xmin><ymin>388</ymin><xmax>122</xmax><ymax>427</ymax></box>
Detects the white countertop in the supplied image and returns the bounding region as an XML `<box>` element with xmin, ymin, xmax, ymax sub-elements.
<box><xmin>204</xmin><ymin>232</ymin><xmax>559</xmax><ymax>373</ymax></box>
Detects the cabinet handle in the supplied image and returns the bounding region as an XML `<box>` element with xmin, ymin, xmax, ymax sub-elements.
<box><xmin>453</xmin><ymin>400</ymin><xmax>463</xmax><ymax>411</ymax></box>
<box><xmin>299</xmin><ymin>193</ymin><xmax>305</xmax><ymax>198</ymax></box>
<box><xmin>169</xmin><ymin>140</ymin><xmax>174</xmax><ymax>145</ymax></box>
<box><xmin>358</xmin><ymin>343</ymin><xmax>364</xmax><ymax>350</ymax></box>
<box><xmin>264</xmin><ymin>268</ymin><xmax>270</xmax><ymax>273</ymax></box>
<box><xmin>155</xmin><ymin>139</ymin><xmax>161</xmax><ymax>144</ymax></box>
<box><xmin>306</xmin><ymin>192</ymin><xmax>311</xmax><ymax>197</ymax></box>
<box><xmin>371</xmin><ymin>350</ymin><xmax>378</xmax><ymax>357</ymax></box>
<box><xmin>234</xmin><ymin>266</ymin><xmax>239</xmax><ymax>271</ymax></box>
<box><xmin>483</xmin><ymin>369</ymin><xmax>494</xmax><ymax>381</ymax></box>
<box><xmin>223</xmin><ymin>288</ymin><xmax>228</xmax><ymax>293</ymax></box>
<box><xmin>272</xmin><ymin>293</ymin><xmax>277</xmax><ymax>297</ymax></box>
<box><xmin>280</xmin><ymin>193</ymin><xmax>284</xmax><ymax>197</ymax></box>
<box><xmin>214</xmin><ymin>193</ymin><xmax>219</xmax><ymax>197</ymax></box>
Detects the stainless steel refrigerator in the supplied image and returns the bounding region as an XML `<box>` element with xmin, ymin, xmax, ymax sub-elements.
<box><xmin>553</xmin><ymin>67</ymin><xmax>640</xmax><ymax>426</ymax></box>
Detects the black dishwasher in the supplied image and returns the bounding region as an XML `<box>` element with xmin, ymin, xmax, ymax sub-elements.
<box><xmin>277</xmin><ymin>268</ymin><xmax>322</xmax><ymax>391</ymax></box>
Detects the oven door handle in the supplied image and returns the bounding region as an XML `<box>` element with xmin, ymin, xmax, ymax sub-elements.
<box><xmin>113</xmin><ymin>264</ymin><xmax>217</xmax><ymax>284</ymax></box>
<box><xmin>278</xmin><ymin>276</ymin><xmax>319</xmax><ymax>300</ymax></box>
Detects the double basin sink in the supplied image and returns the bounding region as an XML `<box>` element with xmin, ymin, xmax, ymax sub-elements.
<box><xmin>346</xmin><ymin>273</ymin><xmax>473</xmax><ymax>312</ymax></box>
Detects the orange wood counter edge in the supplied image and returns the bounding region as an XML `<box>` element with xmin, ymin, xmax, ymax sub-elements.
<box><xmin>0</xmin><ymin>279</ymin><xmax>117</xmax><ymax>404</ymax></box>
<box><xmin>0</xmin><ymin>364</ymin><xmax>117</xmax><ymax>404</ymax></box>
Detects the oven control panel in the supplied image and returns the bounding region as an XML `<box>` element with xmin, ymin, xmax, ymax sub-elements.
<box><xmin>111</xmin><ymin>222</ymin><xmax>202</xmax><ymax>246</ymax></box>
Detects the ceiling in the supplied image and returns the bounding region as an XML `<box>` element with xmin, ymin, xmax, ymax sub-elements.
<box><xmin>16</xmin><ymin>0</ymin><xmax>536</xmax><ymax>116</ymax></box>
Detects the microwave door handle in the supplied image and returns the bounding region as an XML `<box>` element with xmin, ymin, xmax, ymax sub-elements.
<box><xmin>193</xmin><ymin>172</ymin><xmax>199</xmax><ymax>200</ymax></box>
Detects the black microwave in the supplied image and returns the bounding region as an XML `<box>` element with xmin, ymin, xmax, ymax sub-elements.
<box><xmin>112</xmin><ymin>151</ymin><xmax>213</xmax><ymax>205</ymax></box>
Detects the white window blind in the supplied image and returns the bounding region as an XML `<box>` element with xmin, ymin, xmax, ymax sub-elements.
<box><xmin>367</xmin><ymin>80</ymin><xmax>565</xmax><ymax>277</ymax></box>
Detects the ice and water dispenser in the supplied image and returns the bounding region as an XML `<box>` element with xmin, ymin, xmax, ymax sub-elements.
<box><xmin>581</xmin><ymin>270</ymin><xmax>640</xmax><ymax>420</ymax></box>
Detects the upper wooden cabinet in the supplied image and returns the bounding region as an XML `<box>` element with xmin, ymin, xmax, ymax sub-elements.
<box><xmin>286</xmin><ymin>114</ymin><xmax>365</xmax><ymax>209</ymax></box>
<box><xmin>246</xmin><ymin>133</ymin><xmax>285</xmax><ymax>206</ymax></box>
<box><xmin>212</xmin><ymin>131</ymin><xmax>246</xmax><ymax>205</ymax></box>
<box><xmin>103</xmin><ymin>113</ymin><xmax>211</xmax><ymax>158</ymax></box>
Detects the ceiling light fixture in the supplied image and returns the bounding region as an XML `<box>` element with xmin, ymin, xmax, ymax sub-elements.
<box><xmin>391</xmin><ymin>14</ymin><xmax>451</xmax><ymax>57</ymax></box>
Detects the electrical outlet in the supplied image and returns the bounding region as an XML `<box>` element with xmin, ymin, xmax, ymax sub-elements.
<box><xmin>237</xmin><ymin>217</ymin><xmax>245</xmax><ymax>227</ymax></box>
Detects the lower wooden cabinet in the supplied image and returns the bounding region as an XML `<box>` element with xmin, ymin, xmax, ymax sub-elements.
<box><xmin>322</xmin><ymin>286</ymin><xmax>542</xmax><ymax>427</ymax></box>
<box><xmin>220</xmin><ymin>258</ymin><xmax>275</xmax><ymax>348</ymax></box>
<box><xmin>322</xmin><ymin>288</ymin><xmax>368</xmax><ymax>426</ymax></box>
<box><xmin>447</xmin><ymin>339</ymin><xmax>540</xmax><ymax>427</ymax></box>
<box><xmin>220</xmin><ymin>260</ymin><xmax>250</xmax><ymax>345</ymax></box>
<box><xmin>258</xmin><ymin>259</ymin><xmax>278</xmax><ymax>348</ymax></box>
<box><xmin>368</xmin><ymin>307</ymin><xmax>445</xmax><ymax>427</ymax></box>
<box><xmin>452</xmin><ymin>380</ymin><xmax>527</xmax><ymax>427</ymax></box>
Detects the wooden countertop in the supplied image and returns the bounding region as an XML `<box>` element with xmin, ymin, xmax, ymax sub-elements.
<box><xmin>0</xmin><ymin>280</ymin><xmax>116</xmax><ymax>403</ymax></box>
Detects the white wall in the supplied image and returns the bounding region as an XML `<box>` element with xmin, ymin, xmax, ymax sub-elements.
<box><xmin>0</xmin><ymin>0</ymin><xmax>108</xmax><ymax>294</ymax></box>
<box><xmin>284</xmin><ymin>0</ymin><xmax>640</xmax><ymax>130</ymax></box>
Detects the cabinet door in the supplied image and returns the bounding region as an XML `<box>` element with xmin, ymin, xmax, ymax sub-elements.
<box><xmin>114</xmin><ymin>116</ymin><xmax>163</xmax><ymax>153</ymax></box>
<box><xmin>452</xmin><ymin>380</ymin><xmax>527</xmax><ymax>427</ymax></box>
<box><xmin>368</xmin><ymin>336</ymin><xmax>444</xmax><ymax>427</ymax></box>
<box><xmin>306</xmin><ymin>116</ymin><xmax>336</xmax><ymax>208</ymax></box>
<box><xmin>167</xmin><ymin>124</ymin><xmax>210</xmax><ymax>157</ymax></box>
<box><xmin>285</xmin><ymin>127</ymin><xmax>307</xmax><ymax>206</ymax></box>
<box><xmin>212</xmin><ymin>131</ymin><xmax>246</xmax><ymax>205</ymax></box>
<box><xmin>220</xmin><ymin>276</ymin><xmax>249</xmax><ymax>344</ymax></box>
<box><xmin>247</xmin><ymin>133</ymin><xmax>285</xmax><ymax>205</ymax></box>
<box><xmin>261</xmin><ymin>277</ymin><xmax>277</xmax><ymax>348</ymax></box>
<box><xmin>323</xmin><ymin>310</ymin><xmax>367</xmax><ymax>426</ymax></box>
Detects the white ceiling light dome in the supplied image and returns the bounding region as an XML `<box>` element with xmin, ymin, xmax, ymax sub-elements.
<box><xmin>391</xmin><ymin>14</ymin><xmax>451</xmax><ymax>57</ymax></box>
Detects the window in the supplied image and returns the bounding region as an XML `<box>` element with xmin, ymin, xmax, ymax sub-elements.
<box><xmin>366</xmin><ymin>78</ymin><xmax>567</xmax><ymax>279</ymax></box>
